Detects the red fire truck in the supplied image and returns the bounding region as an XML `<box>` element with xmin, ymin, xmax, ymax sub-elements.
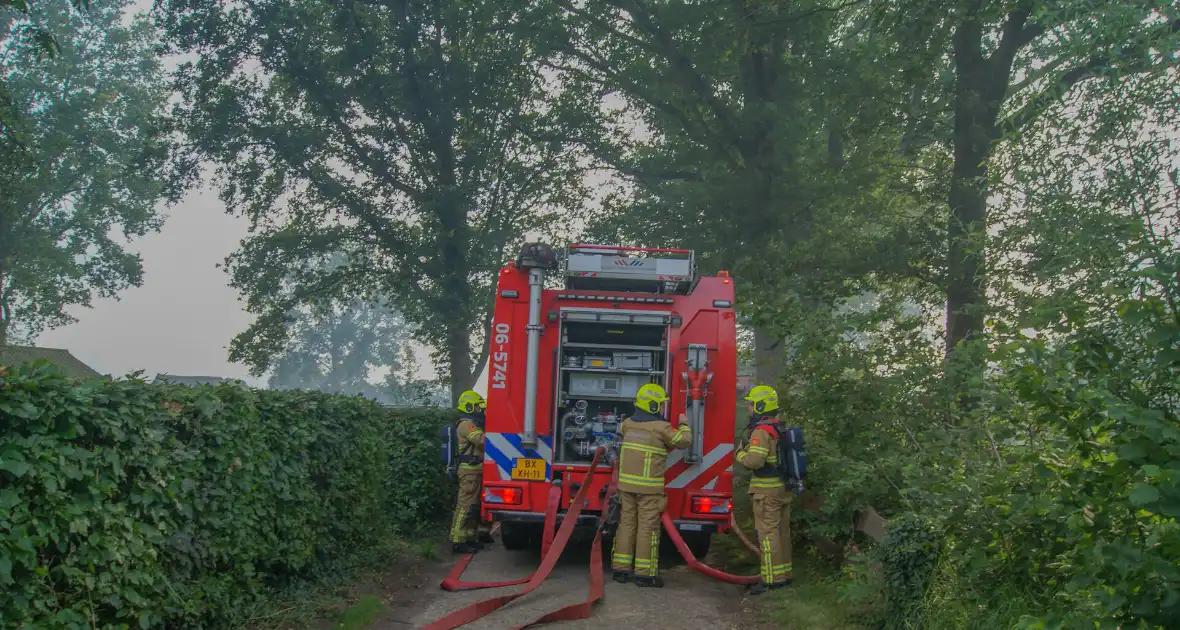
<box><xmin>479</xmin><ymin>243</ymin><xmax>737</xmax><ymax>557</ymax></box>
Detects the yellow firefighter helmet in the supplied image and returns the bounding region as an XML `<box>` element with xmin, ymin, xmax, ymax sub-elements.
<box><xmin>634</xmin><ymin>383</ymin><xmax>669</xmax><ymax>414</ymax></box>
<box><xmin>744</xmin><ymin>384</ymin><xmax>780</xmax><ymax>414</ymax></box>
<box><xmin>457</xmin><ymin>390</ymin><xmax>486</xmax><ymax>414</ymax></box>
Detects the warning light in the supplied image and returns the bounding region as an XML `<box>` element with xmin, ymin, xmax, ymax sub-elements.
<box><xmin>690</xmin><ymin>496</ymin><xmax>731</xmax><ymax>515</ymax></box>
<box><xmin>484</xmin><ymin>487</ymin><xmax>523</xmax><ymax>505</ymax></box>
<box><xmin>718</xmin><ymin>270</ymin><xmax>729</xmax><ymax>277</ymax></box>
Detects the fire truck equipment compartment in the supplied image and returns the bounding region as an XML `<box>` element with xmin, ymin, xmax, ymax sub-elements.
<box><xmin>579</xmin><ymin>355</ymin><xmax>613</xmax><ymax>369</ymax></box>
<box><xmin>567</xmin><ymin>373</ymin><xmax>646</xmax><ymax>398</ymax></box>
<box><xmin>612</xmin><ymin>351</ymin><xmax>654</xmax><ymax>369</ymax></box>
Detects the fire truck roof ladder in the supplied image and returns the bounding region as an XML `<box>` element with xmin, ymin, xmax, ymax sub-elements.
<box><xmin>565</xmin><ymin>244</ymin><xmax>696</xmax><ymax>295</ymax></box>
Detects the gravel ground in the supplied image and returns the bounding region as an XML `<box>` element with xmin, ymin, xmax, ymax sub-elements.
<box><xmin>381</xmin><ymin>538</ymin><xmax>751</xmax><ymax>630</ymax></box>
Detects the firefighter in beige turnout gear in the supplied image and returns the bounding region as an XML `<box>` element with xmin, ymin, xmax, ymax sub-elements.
<box><xmin>451</xmin><ymin>390</ymin><xmax>495</xmax><ymax>554</ymax></box>
<box><xmin>735</xmin><ymin>385</ymin><xmax>794</xmax><ymax>595</ymax></box>
<box><xmin>610</xmin><ymin>383</ymin><xmax>692</xmax><ymax>587</ymax></box>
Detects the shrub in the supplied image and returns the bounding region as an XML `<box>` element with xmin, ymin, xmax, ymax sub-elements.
<box><xmin>0</xmin><ymin>363</ymin><xmax>455</xmax><ymax>629</ymax></box>
<box><xmin>772</xmin><ymin>271</ymin><xmax>1180</xmax><ymax>629</ymax></box>
<box><xmin>879</xmin><ymin>514</ymin><xmax>941</xmax><ymax>629</ymax></box>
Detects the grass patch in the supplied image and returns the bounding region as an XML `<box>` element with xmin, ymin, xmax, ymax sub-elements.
<box><xmin>240</xmin><ymin>530</ymin><xmax>447</xmax><ymax>630</ymax></box>
<box><xmin>713</xmin><ymin>498</ymin><xmax>877</xmax><ymax>629</ymax></box>
<box><xmin>331</xmin><ymin>596</ymin><xmax>385</xmax><ymax>630</ymax></box>
<box><xmin>413</xmin><ymin>539</ymin><xmax>440</xmax><ymax>561</ymax></box>
<box><xmin>755</xmin><ymin>549</ymin><xmax>880</xmax><ymax>630</ymax></box>
<box><xmin>758</xmin><ymin>581</ymin><xmax>866</xmax><ymax>630</ymax></box>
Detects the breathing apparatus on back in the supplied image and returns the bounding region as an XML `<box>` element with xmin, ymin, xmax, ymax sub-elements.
<box><xmin>743</xmin><ymin>385</ymin><xmax>807</xmax><ymax>495</ymax></box>
<box><xmin>441</xmin><ymin>390</ymin><xmax>487</xmax><ymax>480</ymax></box>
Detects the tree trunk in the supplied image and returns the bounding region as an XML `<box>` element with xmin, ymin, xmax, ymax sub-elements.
<box><xmin>752</xmin><ymin>323</ymin><xmax>785</xmax><ymax>387</ymax></box>
<box><xmin>945</xmin><ymin>22</ymin><xmax>995</xmax><ymax>355</ymax></box>
<box><xmin>447</xmin><ymin>325</ymin><xmax>475</xmax><ymax>405</ymax></box>
<box><xmin>0</xmin><ymin>270</ymin><xmax>9</xmax><ymax>346</ymax></box>
<box><xmin>944</xmin><ymin>132</ymin><xmax>989</xmax><ymax>355</ymax></box>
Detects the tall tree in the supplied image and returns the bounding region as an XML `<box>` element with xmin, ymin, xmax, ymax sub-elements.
<box><xmin>260</xmin><ymin>298</ymin><xmax>446</xmax><ymax>405</ymax></box>
<box><xmin>159</xmin><ymin>0</ymin><xmax>592</xmax><ymax>400</ymax></box>
<box><xmin>884</xmin><ymin>0</ymin><xmax>1180</xmax><ymax>355</ymax></box>
<box><xmin>259</xmin><ymin>300</ymin><xmax>407</xmax><ymax>395</ymax></box>
<box><xmin>0</xmin><ymin>0</ymin><xmax>174</xmax><ymax>345</ymax></box>
<box><xmin>547</xmin><ymin>0</ymin><xmax>926</xmax><ymax>384</ymax></box>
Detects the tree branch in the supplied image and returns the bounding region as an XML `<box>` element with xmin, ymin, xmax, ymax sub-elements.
<box><xmin>606</xmin><ymin>0</ymin><xmax>743</xmax><ymax>141</ymax></box>
<box><xmin>1000</xmin><ymin>18</ymin><xmax>1179</xmax><ymax>133</ymax></box>
<box><xmin>752</xmin><ymin>0</ymin><xmax>869</xmax><ymax>28</ymax></box>
<box><xmin>1007</xmin><ymin>54</ymin><xmax>1068</xmax><ymax>95</ymax></box>
<box><xmin>987</xmin><ymin>2</ymin><xmax>1043</xmax><ymax>84</ymax></box>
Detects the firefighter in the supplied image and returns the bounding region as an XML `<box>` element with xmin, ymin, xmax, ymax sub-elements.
<box><xmin>611</xmin><ymin>383</ymin><xmax>692</xmax><ymax>587</ymax></box>
<box><xmin>450</xmin><ymin>390</ymin><xmax>495</xmax><ymax>554</ymax></box>
<box><xmin>735</xmin><ymin>384</ymin><xmax>793</xmax><ymax>595</ymax></box>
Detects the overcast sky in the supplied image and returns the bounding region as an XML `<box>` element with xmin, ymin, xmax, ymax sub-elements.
<box><xmin>37</xmin><ymin>188</ymin><xmax>267</xmax><ymax>383</ymax></box>
<box><xmin>35</xmin><ymin>179</ymin><xmax>491</xmax><ymax>390</ymax></box>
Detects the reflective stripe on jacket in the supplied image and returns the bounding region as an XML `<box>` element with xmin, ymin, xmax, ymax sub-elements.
<box><xmin>735</xmin><ymin>423</ymin><xmax>785</xmax><ymax>494</ymax></box>
<box><xmin>457</xmin><ymin>416</ymin><xmax>485</xmax><ymax>470</ymax></box>
<box><xmin>617</xmin><ymin>410</ymin><xmax>692</xmax><ymax>494</ymax></box>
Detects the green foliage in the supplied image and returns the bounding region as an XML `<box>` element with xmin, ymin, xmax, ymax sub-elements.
<box><xmin>556</xmin><ymin>0</ymin><xmax>930</xmax><ymax>356</ymax></box>
<box><xmin>0</xmin><ymin>362</ymin><xmax>455</xmax><ymax>629</ymax></box>
<box><xmin>0</xmin><ymin>0</ymin><xmax>90</xmax><ymax>59</ymax></box>
<box><xmin>776</xmin><ymin>272</ymin><xmax>1180</xmax><ymax>627</ymax></box>
<box><xmin>879</xmin><ymin>514</ymin><xmax>941</xmax><ymax>628</ymax></box>
<box><xmin>157</xmin><ymin>0</ymin><xmax>594</xmax><ymax>395</ymax></box>
<box><xmin>0</xmin><ymin>0</ymin><xmax>177</xmax><ymax>345</ymax></box>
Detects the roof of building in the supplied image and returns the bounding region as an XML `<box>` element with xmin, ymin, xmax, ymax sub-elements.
<box><xmin>153</xmin><ymin>374</ymin><xmax>242</xmax><ymax>387</ymax></box>
<box><xmin>0</xmin><ymin>345</ymin><xmax>103</xmax><ymax>379</ymax></box>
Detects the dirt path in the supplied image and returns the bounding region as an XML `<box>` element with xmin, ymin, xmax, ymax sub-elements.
<box><xmin>375</xmin><ymin>539</ymin><xmax>752</xmax><ymax>630</ymax></box>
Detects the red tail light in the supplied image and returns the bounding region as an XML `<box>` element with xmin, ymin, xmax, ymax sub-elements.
<box><xmin>691</xmin><ymin>496</ymin><xmax>731</xmax><ymax>515</ymax></box>
<box><xmin>484</xmin><ymin>486</ymin><xmax>523</xmax><ymax>505</ymax></box>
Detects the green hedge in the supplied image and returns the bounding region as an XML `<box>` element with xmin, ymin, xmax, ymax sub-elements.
<box><xmin>0</xmin><ymin>362</ymin><xmax>456</xmax><ymax>629</ymax></box>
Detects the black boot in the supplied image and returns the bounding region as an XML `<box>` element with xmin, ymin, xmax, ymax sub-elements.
<box><xmin>478</xmin><ymin>532</ymin><xmax>495</xmax><ymax>544</ymax></box>
<box><xmin>747</xmin><ymin>581</ymin><xmax>769</xmax><ymax>596</ymax></box>
<box><xmin>769</xmin><ymin>579</ymin><xmax>793</xmax><ymax>590</ymax></box>
<box><xmin>634</xmin><ymin>576</ymin><xmax>664</xmax><ymax>588</ymax></box>
<box><xmin>452</xmin><ymin>541</ymin><xmax>479</xmax><ymax>554</ymax></box>
<box><xmin>612</xmin><ymin>571</ymin><xmax>631</xmax><ymax>584</ymax></box>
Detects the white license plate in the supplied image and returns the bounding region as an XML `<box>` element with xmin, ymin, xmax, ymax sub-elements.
<box><xmin>679</xmin><ymin>523</ymin><xmax>703</xmax><ymax>532</ymax></box>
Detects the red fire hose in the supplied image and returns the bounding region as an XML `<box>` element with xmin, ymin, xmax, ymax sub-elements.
<box><xmin>425</xmin><ymin>448</ymin><xmax>762</xmax><ymax>629</ymax></box>
<box><xmin>729</xmin><ymin>511</ymin><xmax>761</xmax><ymax>555</ymax></box>
<box><xmin>440</xmin><ymin>483</ymin><xmax>562</xmax><ymax>591</ymax></box>
<box><xmin>662</xmin><ymin>512</ymin><xmax>760</xmax><ymax>585</ymax></box>
<box><xmin>421</xmin><ymin>449</ymin><xmax>607</xmax><ymax>630</ymax></box>
<box><xmin>509</xmin><ymin>475</ymin><xmax>617</xmax><ymax>629</ymax></box>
